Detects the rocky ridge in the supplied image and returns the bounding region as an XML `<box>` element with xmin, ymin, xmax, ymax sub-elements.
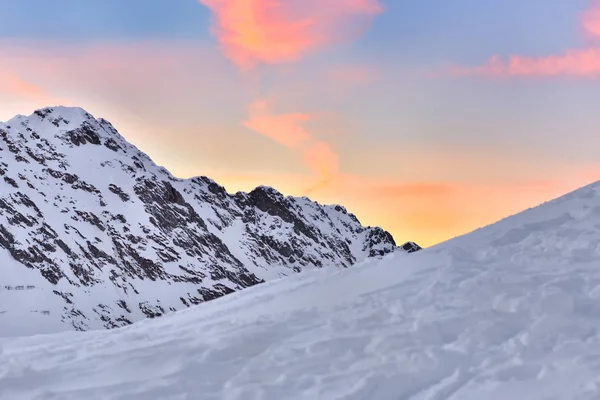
<box><xmin>0</xmin><ymin>106</ymin><xmax>418</xmax><ymax>334</ymax></box>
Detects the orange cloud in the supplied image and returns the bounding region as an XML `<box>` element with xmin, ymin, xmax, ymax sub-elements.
<box><xmin>243</xmin><ymin>100</ymin><xmax>313</xmax><ymax>148</ymax></box>
<box><xmin>454</xmin><ymin>1</ymin><xmax>600</xmax><ymax>77</ymax></box>
<box><xmin>244</xmin><ymin>99</ymin><xmax>339</xmax><ymax>185</ymax></box>
<box><xmin>197</xmin><ymin>0</ymin><xmax>382</xmax><ymax>193</ymax></box>
<box><xmin>303</xmin><ymin>141</ymin><xmax>339</xmax><ymax>183</ymax></box>
<box><xmin>197</xmin><ymin>0</ymin><xmax>382</xmax><ymax>69</ymax></box>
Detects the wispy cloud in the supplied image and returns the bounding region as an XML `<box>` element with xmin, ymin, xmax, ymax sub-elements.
<box><xmin>453</xmin><ymin>1</ymin><xmax>600</xmax><ymax>77</ymax></box>
<box><xmin>244</xmin><ymin>99</ymin><xmax>339</xmax><ymax>188</ymax></box>
<box><xmin>582</xmin><ymin>0</ymin><xmax>600</xmax><ymax>37</ymax></box>
<box><xmin>0</xmin><ymin>68</ymin><xmax>57</xmax><ymax>103</ymax></box>
<box><xmin>197</xmin><ymin>0</ymin><xmax>382</xmax><ymax>70</ymax></box>
<box><xmin>243</xmin><ymin>99</ymin><xmax>313</xmax><ymax>148</ymax></box>
<box><xmin>198</xmin><ymin>0</ymin><xmax>382</xmax><ymax>193</ymax></box>
<box><xmin>0</xmin><ymin>40</ymin><xmax>242</xmax><ymax>121</ymax></box>
<box><xmin>0</xmin><ymin>66</ymin><xmax>70</xmax><ymax>119</ymax></box>
<box><xmin>451</xmin><ymin>50</ymin><xmax>600</xmax><ymax>77</ymax></box>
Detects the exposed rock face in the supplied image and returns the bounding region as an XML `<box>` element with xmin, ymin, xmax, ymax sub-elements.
<box><xmin>401</xmin><ymin>241</ymin><xmax>422</xmax><ymax>253</ymax></box>
<box><xmin>0</xmin><ymin>106</ymin><xmax>417</xmax><ymax>333</ymax></box>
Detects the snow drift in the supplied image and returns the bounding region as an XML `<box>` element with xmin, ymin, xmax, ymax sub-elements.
<box><xmin>1</xmin><ymin>171</ymin><xmax>599</xmax><ymax>398</ymax></box>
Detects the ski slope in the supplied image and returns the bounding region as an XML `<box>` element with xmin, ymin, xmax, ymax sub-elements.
<box><xmin>1</xmin><ymin>180</ymin><xmax>600</xmax><ymax>399</ymax></box>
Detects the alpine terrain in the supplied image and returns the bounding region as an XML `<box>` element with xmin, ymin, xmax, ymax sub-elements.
<box><xmin>1</xmin><ymin>172</ymin><xmax>600</xmax><ymax>399</ymax></box>
<box><xmin>0</xmin><ymin>106</ymin><xmax>419</xmax><ymax>337</ymax></box>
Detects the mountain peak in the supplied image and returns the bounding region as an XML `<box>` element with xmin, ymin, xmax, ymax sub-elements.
<box><xmin>0</xmin><ymin>105</ymin><xmax>419</xmax><ymax>336</ymax></box>
<box><xmin>250</xmin><ymin>185</ymin><xmax>284</xmax><ymax>198</ymax></box>
<box><xmin>34</xmin><ymin>105</ymin><xmax>93</xmax><ymax>119</ymax></box>
<box><xmin>4</xmin><ymin>106</ymin><xmax>94</xmax><ymax>127</ymax></box>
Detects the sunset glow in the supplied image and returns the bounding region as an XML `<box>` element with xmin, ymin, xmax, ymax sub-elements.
<box><xmin>1</xmin><ymin>1</ymin><xmax>600</xmax><ymax>247</ymax></box>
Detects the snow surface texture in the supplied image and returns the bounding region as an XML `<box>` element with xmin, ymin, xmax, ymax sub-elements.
<box><xmin>0</xmin><ymin>107</ymin><xmax>406</xmax><ymax>336</ymax></box>
<box><xmin>1</xmin><ymin>177</ymin><xmax>600</xmax><ymax>399</ymax></box>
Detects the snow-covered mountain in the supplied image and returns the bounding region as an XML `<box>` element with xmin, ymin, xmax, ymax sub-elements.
<box><xmin>0</xmin><ymin>106</ymin><xmax>415</xmax><ymax>335</ymax></box>
<box><xmin>1</xmin><ymin>175</ymin><xmax>599</xmax><ymax>399</ymax></box>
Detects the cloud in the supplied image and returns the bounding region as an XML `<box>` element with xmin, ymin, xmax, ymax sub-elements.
<box><xmin>451</xmin><ymin>50</ymin><xmax>600</xmax><ymax>77</ymax></box>
<box><xmin>197</xmin><ymin>0</ymin><xmax>382</xmax><ymax>194</ymax></box>
<box><xmin>244</xmin><ymin>99</ymin><xmax>339</xmax><ymax>184</ymax></box>
<box><xmin>303</xmin><ymin>141</ymin><xmax>339</xmax><ymax>184</ymax></box>
<box><xmin>0</xmin><ymin>40</ymin><xmax>244</xmax><ymax>122</ymax></box>
<box><xmin>197</xmin><ymin>0</ymin><xmax>382</xmax><ymax>69</ymax></box>
<box><xmin>0</xmin><ymin>68</ymin><xmax>56</xmax><ymax>103</ymax></box>
<box><xmin>582</xmin><ymin>0</ymin><xmax>600</xmax><ymax>37</ymax></box>
<box><xmin>0</xmin><ymin>66</ymin><xmax>71</xmax><ymax>120</ymax></box>
<box><xmin>243</xmin><ymin>100</ymin><xmax>313</xmax><ymax>147</ymax></box>
<box><xmin>453</xmin><ymin>1</ymin><xmax>600</xmax><ymax>77</ymax></box>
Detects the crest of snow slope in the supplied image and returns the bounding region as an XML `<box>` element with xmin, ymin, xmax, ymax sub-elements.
<box><xmin>1</xmin><ymin>180</ymin><xmax>600</xmax><ymax>399</ymax></box>
<box><xmin>0</xmin><ymin>106</ymin><xmax>408</xmax><ymax>336</ymax></box>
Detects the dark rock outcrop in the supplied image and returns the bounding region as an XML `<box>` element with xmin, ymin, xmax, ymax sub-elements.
<box><xmin>0</xmin><ymin>106</ymin><xmax>417</xmax><ymax>333</ymax></box>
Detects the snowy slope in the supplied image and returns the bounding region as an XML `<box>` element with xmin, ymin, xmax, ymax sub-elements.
<box><xmin>0</xmin><ymin>106</ymin><xmax>411</xmax><ymax>336</ymax></box>
<box><xmin>1</xmin><ymin>179</ymin><xmax>599</xmax><ymax>399</ymax></box>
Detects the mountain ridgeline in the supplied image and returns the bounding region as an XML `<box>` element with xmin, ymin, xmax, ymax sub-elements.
<box><xmin>0</xmin><ymin>106</ymin><xmax>419</xmax><ymax>333</ymax></box>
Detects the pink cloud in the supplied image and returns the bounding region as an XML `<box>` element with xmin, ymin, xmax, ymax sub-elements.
<box><xmin>0</xmin><ymin>40</ymin><xmax>244</xmax><ymax>122</ymax></box>
<box><xmin>197</xmin><ymin>0</ymin><xmax>382</xmax><ymax>69</ymax></box>
<box><xmin>454</xmin><ymin>1</ymin><xmax>600</xmax><ymax>77</ymax></box>
<box><xmin>582</xmin><ymin>0</ymin><xmax>600</xmax><ymax>37</ymax></box>
<box><xmin>451</xmin><ymin>50</ymin><xmax>600</xmax><ymax>77</ymax></box>
<box><xmin>0</xmin><ymin>68</ymin><xmax>56</xmax><ymax>103</ymax></box>
<box><xmin>196</xmin><ymin>0</ymin><xmax>382</xmax><ymax>193</ymax></box>
<box><xmin>0</xmin><ymin>67</ymin><xmax>71</xmax><ymax>119</ymax></box>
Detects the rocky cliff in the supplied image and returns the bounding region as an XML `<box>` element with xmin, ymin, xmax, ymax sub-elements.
<box><xmin>0</xmin><ymin>106</ymin><xmax>417</xmax><ymax>334</ymax></box>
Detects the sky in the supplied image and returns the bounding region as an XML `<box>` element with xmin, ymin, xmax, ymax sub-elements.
<box><xmin>1</xmin><ymin>0</ymin><xmax>600</xmax><ymax>247</ymax></box>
